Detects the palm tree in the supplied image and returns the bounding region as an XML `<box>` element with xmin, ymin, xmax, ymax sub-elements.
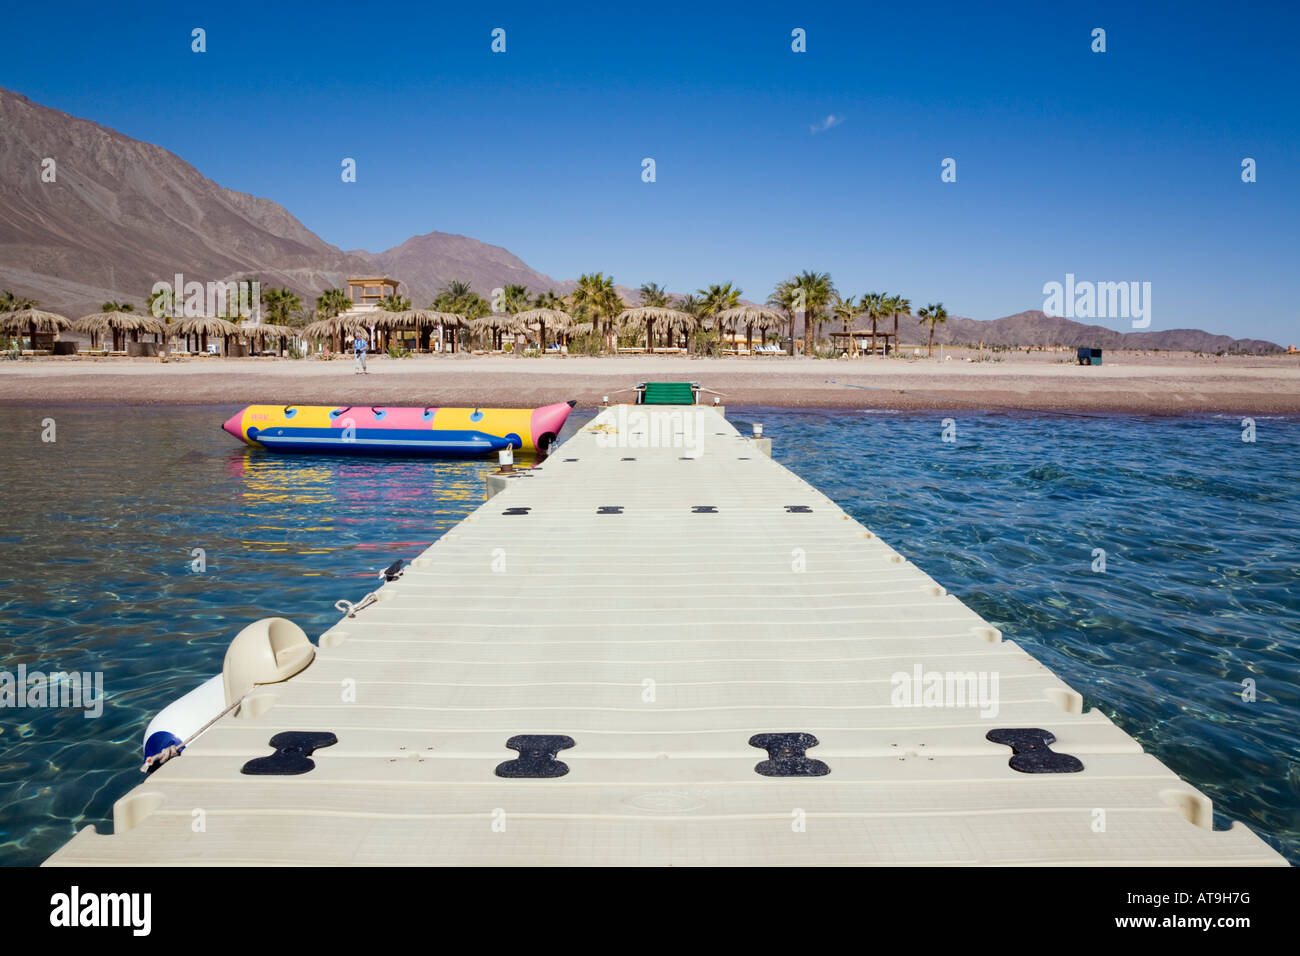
<box><xmin>464</xmin><ymin>291</ymin><xmax>494</xmax><ymax>350</ymax></box>
<box><xmin>860</xmin><ymin>292</ymin><xmax>886</xmax><ymax>356</ymax></box>
<box><xmin>918</xmin><ymin>302</ymin><xmax>948</xmax><ymax>358</ymax></box>
<box><xmin>221</xmin><ymin>280</ymin><xmax>259</xmax><ymax>320</ymax></box>
<box><xmin>638</xmin><ymin>282</ymin><xmax>669</xmax><ymax>308</ymax></box>
<box><xmin>261</xmin><ymin>288</ymin><xmax>301</xmax><ymax>327</ymax></box>
<box><xmin>146</xmin><ymin>289</ymin><xmax>173</xmax><ymax>318</ymax></box>
<box><xmin>832</xmin><ymin>294</ymin><xmax>859</xmax><ymax>356</ymax></box>
<box><xmin>486</xmin><ymin>284</ymin><xmax>529</xmax><ymax>350</ymax></box>
<box><xmin>286</xmin><ymin>307</ymin><xmax>315</xmax><ymax>328</ymax></box>
<box><xmin>311</xmin><ymin>289</ymin><xmax>348</xmax><ymax>350</ymax></box>
<box><xmin>501</xmin><ymin>284</ymin><xmax>530</xmax><ymax>316</ymax></box>
<box><xmin>316</xmin><ymin>288</ymin><xmax>351</xmax><ymax>319</ymax></box>
<box><xmin>783</xmin><ymin>271</ymin><xmax>836</xmax><ymax>354</ymax></box>
<box><xmin>698</xmin><ymin>282</ymin><xmax>740</xmax><ymax>317</ymax></box>
<box><xmin>765</xmin><ymin>280</ymin><xmax>798</xmax><ymax>355</ymax></box>
<box><xmin>888</xmin><ymin>295</ymin><xmax>911</xmax><ymax>355</ymax></box>
<box><xmin>0</xmin><ymin>291</ymin><xmax>38</xmax><ymax>352</ymax></box>
<box><xmin>570</xmin><ymin>273</ymin><xmax>622</xmax><ymax>352</ymax></box>
<box><xmin>675</xmin><ymin>293</ymin><xmax>702</xmax><ymax>317</ymax></box>
<box><xmin>433</xmin><ymin>279</ymin><xmax>474</xmax><ymax>312</ymax></box>
<box><xmin>629</xmin><ymin>283</ymin><xmax>669</xmax><ymax>349</ymax></box>
<box><xmin>431</xmin><ymin>280</ymin><xmax>482</xmax><ymax>352</ymax></box>
<box><xmin>1</xmin><ymin>289</ymin><xmax>37</xmax><ymax>313</ymax></box>
<box><xmin>697</xmin><ymin>283</ymin><xmax>741</xmax><ymax>344</ymax></box>
<box><xmin>462</xmin><ymin>293</ymin><xmax>493</xmax><ymax>349</ymax></box>
<box><xmin>533</xmin><ymin>289</ymin><xmax>564</xmax><ymax>310</ymax></box>
<box><xmin>459</xmin><ymin>294</ymin><xmax>490</xmax><ymax>319</ymax></box>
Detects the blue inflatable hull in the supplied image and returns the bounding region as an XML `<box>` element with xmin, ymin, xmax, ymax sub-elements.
<box><xmin>249</xmin><ymin>426</ymin><xmax>515</xmax><ymax>458</ymax></box>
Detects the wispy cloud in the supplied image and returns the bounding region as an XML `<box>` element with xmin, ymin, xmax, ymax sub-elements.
<box><xmin>809</xmin><ymin>114</ymin><xmax>844</xmax><ymax>134</ymax></box>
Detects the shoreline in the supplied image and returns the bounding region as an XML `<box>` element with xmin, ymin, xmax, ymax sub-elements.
<box><xmin>2</xmin><ymin>350</ymin><xmax>1298</xmax><ymax>415</ymax></box>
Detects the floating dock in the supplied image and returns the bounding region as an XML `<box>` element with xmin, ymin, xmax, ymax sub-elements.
<box><xmin>46</xmin><ymin>405</ymin><xmax>1286</xmax><ymax>865</ymax></box>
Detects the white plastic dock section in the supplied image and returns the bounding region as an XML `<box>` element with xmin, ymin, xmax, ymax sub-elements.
<box><xmin>46</xmin><ymin>405</ymin><xmax>1286</xmax><ymax>865</ymax></box>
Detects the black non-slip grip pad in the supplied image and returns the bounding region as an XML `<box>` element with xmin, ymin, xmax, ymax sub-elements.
<box><xmin>495</xmin><ymin>735</ymin><xmax>576</xmax><ymax>778</ymax></box>
<box><xmin>749</xmin><ymin>732</ymin><xmax>830</xmax><ymax>776</ymax></box>
<box><xmin>986</xmin><ymin>728</ymin><xmax>1084</xmax><ymax>773</ymax></box>
<box><xmin>241</xmin><ymin>731</ymin><xmax>339</xmax><ymax>775</ymax></box>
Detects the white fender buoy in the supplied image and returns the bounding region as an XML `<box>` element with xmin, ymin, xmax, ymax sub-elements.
<box><xmin>142</xmin><ymin>617</ymin><xmax>315</xmax><ymax>769</ymax></box>
<box><xmin>142</xmin><ymin>674</ymin><xmax>225</xmax><ymax>763</ymax></box>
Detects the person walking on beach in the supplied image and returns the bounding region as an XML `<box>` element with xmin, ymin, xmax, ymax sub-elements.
<box><xmin>353</xmin><ymin>332</ymin><xmax>368</xmax><ymax>374</ymax></box>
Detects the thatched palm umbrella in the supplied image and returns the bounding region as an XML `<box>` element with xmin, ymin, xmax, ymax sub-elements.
<box><xmin>712</xmin><ymin>305</ymin><xmax>785</xmax><ymax>354</ymax></box>
<box><xmin>0</xmin><ymin>308</ymin><xmax>71</xmax><ymax>352</ymax></box>
<box><xmin>469</xmin><ymin>313</ymin><xmax>514</xmax><ymax>351</ymax></box>
<box><xmin>172</xmin><ymin>316</ymin><xmax>242</xmax><ymax>356</ymax></box>
<box><xmin>500</xmin><ymin>314</ymin><xmax>535</xmax><ymax>352</ymax></box>
<box><xmin>513</xmin><ymin>308</ymin><xmax>573</xmax><ymax>351</ymax></box>
<box><xmin>617</xmin><ymin>307</ymin><xmax>695</xmax><ymax>353</ymax></box>
<box><xmin>303</xmin><ymin>314</ymin><xmax>370</xmax><ymax>354</ymax></box>
<box><xmin>662</xmin><ymin>310</ymin><xmax>699</xmax><ymax>350</ymax></box>
<box><xmin>467</xmin><ymin>314</ymin><xmax>494</xmax><ymax>350</ymax></box>
<box><xmin>72</xmin><ymin>311</ymin><xmax>166</xmax><ymax>351</ymax></box>
<box><xmin>244</xmin><ymin>322</ymin><xmax>299</xmax><ymax>357</ymax></box>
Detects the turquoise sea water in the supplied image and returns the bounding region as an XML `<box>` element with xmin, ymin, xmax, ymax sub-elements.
<box><xmin>0</xmin><ymin>405</ymin><xmax>1296</xmax><ymax>865</ymax></box>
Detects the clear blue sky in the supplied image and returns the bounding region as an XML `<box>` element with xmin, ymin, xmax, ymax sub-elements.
<box><xmin>3</xmin><ymin>0</ymin><xmax>1297</xmax><ymax>342</ymax></box>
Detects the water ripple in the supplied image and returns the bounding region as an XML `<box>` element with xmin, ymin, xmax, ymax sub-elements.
<box><xmin>1</xmin><ymin>405</ymin><xmax>1297</xmax><ymax>864</ymax></box>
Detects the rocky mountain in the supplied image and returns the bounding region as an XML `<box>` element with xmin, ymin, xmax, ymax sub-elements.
<box><xmin>354</xmin><ymin>232</ymin><xmax>565</xmax><ymax>308</ymax></box>
<box><xmin>0</xmin><ymin>86</ymin><xmax>1281</xmax><ymax>352</ymax></box>
<box><xmin>0</xmin><ymin>87</ymin><xmax>376</xmax><ymax>313</ymax></box>
<box><xmin>0</xmin><ymin>87</ymin><xmax>569</xmax><ymax>314</ymax></box>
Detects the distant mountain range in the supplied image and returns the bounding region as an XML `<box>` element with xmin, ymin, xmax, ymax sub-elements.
<box><xmin>0</xmin><ymin>86</ymin><xmax>1282</xmax><ymax>353</ymax></box>
<box><xmin>883</xmin><ymin>310</ymin><xmax>1282</xmax><ymax>353</ymax></box>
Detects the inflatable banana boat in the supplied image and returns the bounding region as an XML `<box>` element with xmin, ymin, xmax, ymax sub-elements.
<box><xmin>222</xmin><ymin>401</ymin><xmax>574</xmax><ymax>457</ymax></box>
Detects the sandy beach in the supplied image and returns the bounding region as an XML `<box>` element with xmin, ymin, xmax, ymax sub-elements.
<box><xmin>2</xmin><ymin>349</ymin><xmax>1297</xmax><ymax>414</ymax></box>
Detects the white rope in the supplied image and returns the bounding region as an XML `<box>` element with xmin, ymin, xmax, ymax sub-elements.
<box><xmin>335</xmin><ymin>591</ymin><xmax>380</xmax><ymax>618</ymax></box>
<box><xmin>139</xmin><ymin>691</ymin><xmax>247</xmax><ymax>774</ymax></box>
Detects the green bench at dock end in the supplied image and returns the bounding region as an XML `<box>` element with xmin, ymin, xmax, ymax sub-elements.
<box><xmin>636</xmin><ymin>382</ymin><xmax>699</xmax><ymax>405</ymax></box>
